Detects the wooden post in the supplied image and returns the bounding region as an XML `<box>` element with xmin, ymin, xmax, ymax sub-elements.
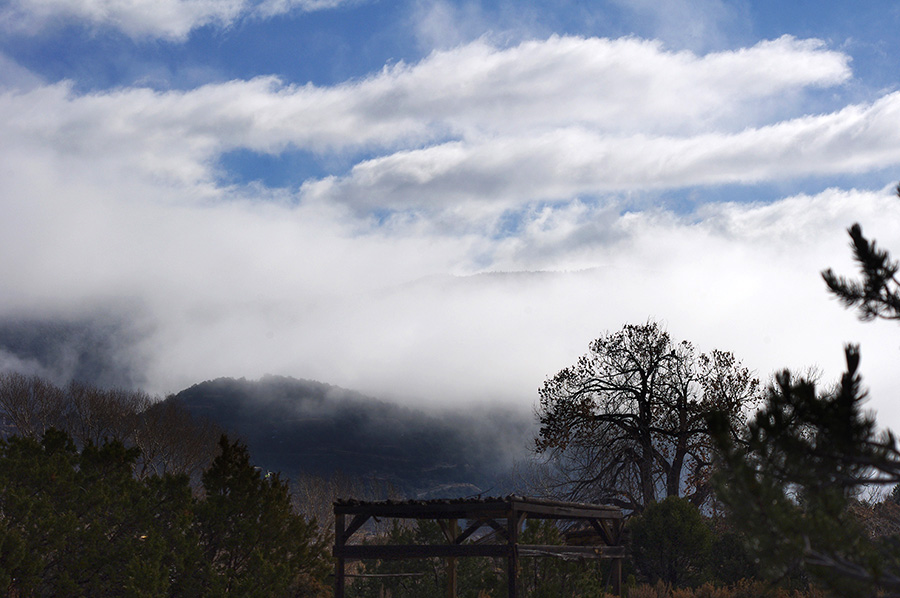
<box><xmin>611</xmin><ymin>557</ymin><xmax>622</xmax><ymax>597</ymax></box>
<box><xmin>612</xmin><ymin>518</ymin><xmax>623</xmax><ymax>597</ymax></box>
<box><xmin>446</xmin><ymin>519</ymin><xmax>458</xmax><ymax>598</ymax></box>
<box><xmin>507</xmin><ymin>510</ymin><xmax>519</xmax><ymax>598</ymax></box>
<box><xmin>334</xmin><ymin>513</ymin><xmax>346</xmax><ymax>598</ymax></box>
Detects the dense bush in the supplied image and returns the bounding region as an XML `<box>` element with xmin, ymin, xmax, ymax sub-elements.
<box><xmin>0</xmin><ymin>430</ymin><xmax>330</xmax><ymax>597</ymax></box>
<box><xmin>707</xmin><ymin>529</ymin><xmax>759</xmax><ymax>586</ymax></box>
<box><xmin>629</xmin><ymin>497</ymin><xmax>712</xmax><ymax>587</ymax></box>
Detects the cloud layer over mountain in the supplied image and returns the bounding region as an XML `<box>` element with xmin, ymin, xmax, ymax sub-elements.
<box><xmin>1</xmin><ymin>3</ymin><xmax>900</xmax><ymax>427</ymax></box>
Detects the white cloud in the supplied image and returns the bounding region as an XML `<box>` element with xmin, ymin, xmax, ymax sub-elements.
<box><xmin>368</xmin><ymin>34</ymin><xmax>850</xmax><ymax>136</ymax></box>
<box><xmin>1</xmin><ymin>0</ymin><xmax>357</xmax><ymax>40</ymax></box>
<box><xmin>410</xmin><ymin>0</ymin><xmax>484</xmax><ymax>50</ymax></box>
<box><xmin>117</xmin><ymin>188</ymin><xmax>900</xmax><ymax>433</ymax></box>
<box><xmin>301</xmin><ymin>92</ymin><xmax>900</xmax><ymax>215</ymax></box>
<box><xmin>0</xmin><ymin>35</ymin><xmax>855</xmax><ymax>196</ymax></box>
<box><xmin>2</xmin><ymin>33</ymin><xmax>900</xmax><ymax>433</ymax></box>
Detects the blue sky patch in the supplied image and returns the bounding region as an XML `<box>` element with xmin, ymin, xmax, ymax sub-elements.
<box><xmin>216</xmin><ymin>148</ymin><xmax>331</xmax><ymax>188</ymax></box>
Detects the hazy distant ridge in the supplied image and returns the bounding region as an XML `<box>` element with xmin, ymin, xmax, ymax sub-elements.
<box><xmin>170</xmin><ymin>375</ymin><xmax>533</xmax><ymax>496</ymax></box>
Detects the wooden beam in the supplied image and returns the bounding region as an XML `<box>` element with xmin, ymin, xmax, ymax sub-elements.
<box><xmin>332</xmin><ymin>496</ymin><xmax>627</xmax><ymax>597</ymax></box>
<box><xmin>339</xmin><ymin>573</ymin><xmax>426</xmax><ymax>578</ymax></box>
<box><xmin>342</xmin><ymin>513</ymin><xmax>370</xmax><ymax>544</ymax></box>
<box><xmin>455</xmin><ymin>518</ymin><xmax>488</xmax><ymax>544</ymax></box>
<box><xmin>517</xmin><ymin>545</ymin><xmax>627</xmax><ymax>559</ymax></box>
<box><xmin>588</xmin><ymin>518</ymin><xmax>614</xmax><ymax>546</ymax></box>
<box><xmin>611</xmin><ymin>557</ymin><xmax>623</xmax><ymax>597</ymax></box>
<box><xmin>437</xmin><ymin>519</ymin><xmax>454</xmax><ymax>543</ymax></box>
<box><xmin>483</xmin><ymin>518</ymin><xmax>509</xmax><ymax>540</ymax></box>
<box><xmin>334</xmin><ymin>543</ymin><xmax>626</xmax><ymax>561</ymax></box>
<box><xmin>334</xmin><ymin>496</ymin><xmax>623</xmax><ymax>522</ymax></box>
<box><xmin>335</xmin><ymin>501</ymin><xmax>508</xmax><ymax>519</ymax></box>
<box><xmin>510</xmin><ymin>496</ymin><xmax>623</xmax><ymax>519</ymax></box>
<box><xmin>507</xmin><ymin>500</ymin><xmax>622</xmax><ymax>521</ymax></box>
<box><xmin>612</xmin><ymin>519</ymin><xmax>624</xmax><ymax>545</ymax></box>
<box><xmin>335</xmin><ymin>543</ymin><xmax>510</xmax><ymax>560</ymax></box>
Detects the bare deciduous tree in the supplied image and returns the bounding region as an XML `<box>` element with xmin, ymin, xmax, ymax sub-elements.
<box><xmin>65</xmin><ymin>382</ymin><xmax>150</xmax><ymax>447</ymax></box>
<box><xmin>133</xmin><ymin>397</ymin><xmax>221</xmax><ymax>482</ymax></box>
<box><xmin>0</xmin><ymin>373</ymin><xmax>221</xmax><ymax>486</ymax></box>
<box><xmin>0</xmin><ymin>372</ymin><xmax>66</xmax><ymax>438</ymax></box>
<box><xmin>535</xmin><ymin>321</ymin><xmax>758</xmax><ymax>512</ymax></box>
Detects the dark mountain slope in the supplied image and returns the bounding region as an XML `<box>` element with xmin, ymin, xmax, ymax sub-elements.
<box><xmin>171</xmin><ymin>375</ymin><xmax>533</xmax><ymax>496</ymax></box>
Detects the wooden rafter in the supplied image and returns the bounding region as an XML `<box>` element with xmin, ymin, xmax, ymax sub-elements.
<box><xmin>332</xmin><ymin>495</ymin><xmax>626</xmax><ymax>598</ymax></box>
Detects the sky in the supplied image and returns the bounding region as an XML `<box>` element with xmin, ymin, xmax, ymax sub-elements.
<box><xmin>1</xmin><ymin>0</ymin><xmax>900</xmax><ymax>427</ymax></box>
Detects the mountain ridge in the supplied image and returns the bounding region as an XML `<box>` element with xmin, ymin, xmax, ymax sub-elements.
<box><xmin>170</xmin><ymin>375</ymin><xmax>534</xmax><ymax>496</ymax></box>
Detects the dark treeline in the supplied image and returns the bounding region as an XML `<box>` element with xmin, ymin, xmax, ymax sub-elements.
<box><xmin>0</xmin><ymin>427</ymin><xmax>331</xmax><ymax>597</ymax></box>
<box><xmin>0</xmin><ymin>373</ymin><xmax>221</xmax><ymax>482</ymax></box>
<box><xmin>0</xmin><ymin>374</ymin><xmax>341</xmax><ymax>596</ymax></box>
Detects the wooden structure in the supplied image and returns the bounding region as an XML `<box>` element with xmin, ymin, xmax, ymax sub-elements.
<box><xmin>333</xmin><ymin>495</ymin><xmax>625</xmax><ymax>598</ymax></box>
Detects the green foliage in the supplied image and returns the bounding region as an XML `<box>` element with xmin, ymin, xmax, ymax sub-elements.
<box><xmin>0</xmin><ymin>430</ymin><xmax>330</xmax><ymax>597</ymax></box>
<box><xmin>196</xmin><ymin>435</ymin><xmax>331</xmax><ymax>597</ymax></box>
<box><xmin>709</xmin><ymin>346</ymin><xmax>900</xmax><ymax>595</ymax></box>
<box><xmin>0</xmin><ymin>429</ymin><xmax>187</xmax><ymax>596</ymax></box>
<box><xmin>0</xmin><ymin>373</ymin><xmax>222</xmax><ymax>484</ymax></box>
<box><xmin>701</xmin><ymin>214</ymin><xmax>900</xmax><ymax>595</ymax></box>
<box><xmin>707</xmin><ymin>528</ymin><xmax>759</xmax><ymax>587</ymax></box>
<box><xmin>822</xmin><ymin>222</ymin><xmax>900</xmax><ymax>322</ymax></box>
<box><xmin>629</xmin><ymin>497</ymin><xmax>712</xmax><ymax>587</ymax></box>
<box><xmin>624</xmin><ymin>580</ymin><xmax>828</xmax><ymax>598</ymax></box>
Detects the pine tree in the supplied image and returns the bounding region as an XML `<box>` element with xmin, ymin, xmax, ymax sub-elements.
<box><xmin>195</xmin><ymin>435</ymin><xmax>331</xmax><ymax>597</ymax></box>
<box><xmin>0</xmin><ymin>429</ymin><xmax>190</xmax><ymax>596</ymax></box>
<box><xmin>710</xmin><ymin>194</ymin><xmax>900</xmax><ymax>594</ymax></box>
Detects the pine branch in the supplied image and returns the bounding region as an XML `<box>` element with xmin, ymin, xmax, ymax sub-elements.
<box><xmin>823</xmin><ymin>223</ymin><xmax>900</xmax><ymax>321</ymax></box>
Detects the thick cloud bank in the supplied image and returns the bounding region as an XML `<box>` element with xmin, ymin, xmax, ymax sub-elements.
<box><xmin>1</xmin><ymin>34</ymin><xmax>899</xmax><ymax>427</ymax></box>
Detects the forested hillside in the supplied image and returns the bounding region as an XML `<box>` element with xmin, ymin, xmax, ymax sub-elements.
<box><xmin>171</xmin><ymin>375</ymin><xmax>534</xmax><ymax>496</ymax></box>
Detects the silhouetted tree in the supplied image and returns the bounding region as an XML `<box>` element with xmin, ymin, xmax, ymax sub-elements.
<box><xmin>709</xmin><ymin>347</ymin><xmax>900</xmax><ymax>594</ymax></box>
<box><xmin>133</xmin><ymin>397</ymin><xmax>221</xmax><ymax>481</ymax></box>
<box><xmin>291</xmin><ymin>471</ymin><xmax>400</xmax><ymax>536</ymax></box>
<box><xmin>0</xmin><ymin>375</ymin><xmax>221</xmax><ymax>486</ymax></box>
<box><xmin>65</xmin><ymin>382</ymin><xmax>150</xmax><ymax>447</ymax></box>
<box><xmin>535</xmin><ymin>321</ymin><xmax>758</xmax><ymax>512</ymax></box>
<box><xmin>710</xmin><ymin>200</ymin><xmax>900</xmax><ymax>595</ymax></box>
